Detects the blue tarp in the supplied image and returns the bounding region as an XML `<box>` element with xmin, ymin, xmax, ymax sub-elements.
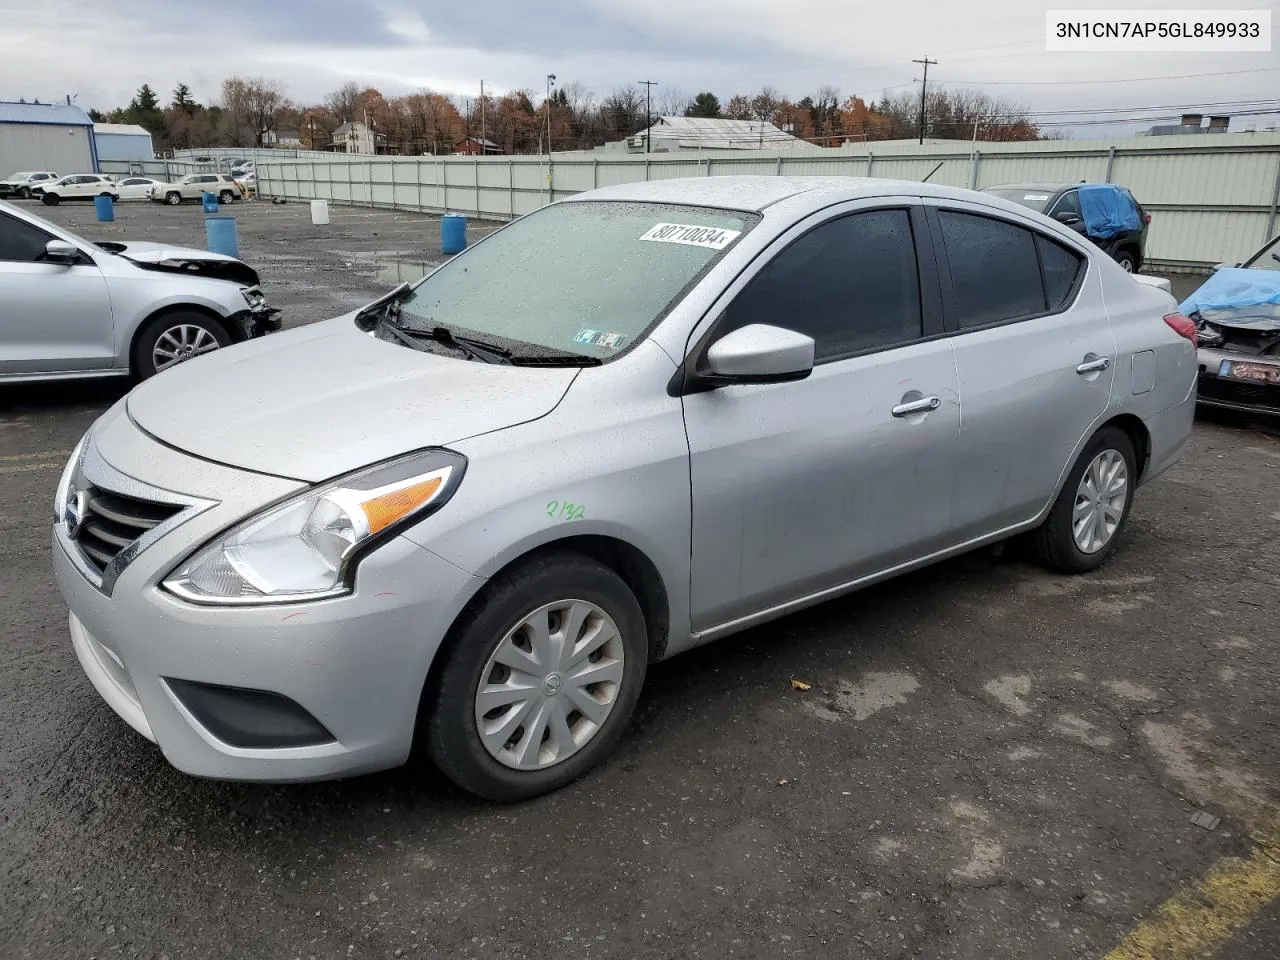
<box><xmin>1078</xmin><ymin>184</ymin><xmax>1141</xmax><ymax>240</ymax></box>
<box><xmin>1180</xmin><ymin>267</ymin><xmax>1280</xmax><ymax>326</ymax></box>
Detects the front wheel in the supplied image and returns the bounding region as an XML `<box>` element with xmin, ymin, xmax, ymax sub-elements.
<box><xmin>1031</xmin><ymin>426</ymin><xmax>1137</xmax><ymax>573</ymax></box>
<box><xmin>131</xmin><ymin>311</ymin><xmax>230</xmax><ymax>379</ymax></box>
<box><xmin>218</xmin><ymin>190</ymin><xmax>235</xmax><ymax>204</ymax></box>
<box><xmin>41</xmin><ymin>193</ymin><xmax>60</xmax><ymax>206</ymax></box>
<box><xmin>17</xmin><ymin>186</ymin><xmax>30</xmax><ymax>199</ymax></box>
<box><xmin>424</xmin><ymin>552</ymin><xmax>648</xmax><ymax>801</ymax></box>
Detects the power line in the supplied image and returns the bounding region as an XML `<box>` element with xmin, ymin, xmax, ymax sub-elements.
<box><xmin>938</xmin><ymin>67</ymin><xmax>1280</xmax><ymax>86</ymax></box>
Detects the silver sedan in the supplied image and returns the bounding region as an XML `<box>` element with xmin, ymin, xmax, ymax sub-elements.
<box><xmin>52</xmin><ymin>176</ymin><xmax>1197</xmax><ymax>801</ymax></box>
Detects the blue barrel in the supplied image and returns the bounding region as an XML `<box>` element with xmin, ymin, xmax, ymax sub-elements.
<box><xmin>94</xmin><ymin>193</ymin><xmax>115</xmax><ymax>222</ymax></box>
<box><xmin>201</xmin><ymin>191</ymin><xmax>220</xmax><ymax>214</ymax></box>
<box><xmin>205</xmin><ymin>216</ymin><xmax>239</xmax><ymax>258</ymax></box>
<box><xmin>441</xmin><ymin>214</ymin><xmax>467</xmax><ymax>255</ymax></box>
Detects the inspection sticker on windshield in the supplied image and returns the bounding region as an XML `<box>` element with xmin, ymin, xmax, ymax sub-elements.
<box><xmin>640</xmin><ymin>223</ymin><xmax>741</xmax><ymax>250</ymax></box>
<box><xmin>573</xmin><ymin>329</ymin><xmax>628</xmax><ymax>349</ymax></box>
<box><xmin>1022</xmin><ymin>193</ymin><xmax>1051</xmax><ymax>202</ymax></box>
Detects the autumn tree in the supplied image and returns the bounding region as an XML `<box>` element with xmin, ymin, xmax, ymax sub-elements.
<box><xmin>325</xmin><ymin>81</ymin><xmax>363</xmax><ymax>123</ymax></box>
<box><xmin>723</xmin><ymin>95</ymin><xmax>752</xmax><ymax>120</ymax></box>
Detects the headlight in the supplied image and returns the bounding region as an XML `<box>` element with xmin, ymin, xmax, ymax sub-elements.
<box><xmin>241</xmin><ymin>287</ymin><xmax>267</xmax><ymax>309</ymax></box>
<box><xmin>54</xmin><ymin>432</ymin><xmax>90</xmax><ymax>522</ymax></box>
<box><xmin>162</xmin><ymin>449</ymin><xmax>466</xmax><ymax>605</ymax></box>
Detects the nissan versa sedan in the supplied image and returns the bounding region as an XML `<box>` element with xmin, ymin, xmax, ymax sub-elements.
<box><xmin>53</xmin><ymin>177</ymin><xmax>1198</xmax><ymax>801</ymax></box>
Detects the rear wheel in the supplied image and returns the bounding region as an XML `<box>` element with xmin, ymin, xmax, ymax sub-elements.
<box><xmin>1031</xmin><ymin>426</ymin><xmax>1137</xmax><ymax>573</ymax></box>
<box><xmin>424</xmin><ymin>552</ymin><xmax>648</xmax><ymax>801</ymax></box>
<box><xmin>1114</xmin><ymin>249</ymin><xmax>1138</xmax><ymax>273</ymax></box>
<box><xmin>165</xmin><ymin>191</ymin><xmax>182</xmax><ymax>205</ymax></box>
<box><xmin>132</xmin><ymin>311</ymin><xmax>230</xmax><ymax>379</ymax></box>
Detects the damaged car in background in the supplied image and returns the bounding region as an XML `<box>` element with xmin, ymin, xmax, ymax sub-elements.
<box><xmin>1183</xmin><ymin>232</ymin><xmax>1280</xmax><ymax>417</ymax></box>
<box><xmin>0</xmin><ymin>199</ymin><xmax>279</xmax><ymax>383</ymax></box>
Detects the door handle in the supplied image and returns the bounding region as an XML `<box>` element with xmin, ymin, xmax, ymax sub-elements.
<box><xmin>1076</xmin><ymin>355</ymin><xmax>1111</xmax><ymax>375</ymax></box>
<box><xmin>891</xmin><ymin>396</ymin><xmax>942</xmax><ymax>418</ymax></box>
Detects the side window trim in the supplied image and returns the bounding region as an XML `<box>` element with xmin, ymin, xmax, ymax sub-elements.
<box><xmin>0</xmin><ymin>211</ymin><xmax>57</xmax><ymax>263</ymax></box>
<box><xmin>925</xmin><ymin>203</ymin><xmax>1085</xmax><ymax>335</ymax></box>
<box><xmin>1047</xmin><ymin>189</ymin><xmax>1078</xmax><ymax>218</ymax></box>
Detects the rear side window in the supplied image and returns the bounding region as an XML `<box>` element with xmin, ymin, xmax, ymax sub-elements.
<box><xmin>938</xmin><ymin>211</ymin><xmax>1045</xmax><ymax>328</ymax></box>
<box><xmin>721</xmin><ymin>209</ymin><xmax>923</xmax><ymax>362</ymax></box>
<box><xmin>1049</xmin><ymin>190</ymin><xmax>1080</xmax><ymax>218</ymax></box>
<box><xmin>0</xmin><ymin>213</ymin><xmax>55</xmax><ymax>262</ymax></box>
<box><xmin>1037</xmin><ymin>235</ymin><xmax>1085</xmax><ymax>310</ymax></box>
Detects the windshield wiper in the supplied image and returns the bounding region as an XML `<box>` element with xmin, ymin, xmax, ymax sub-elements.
<box><xmin>509</xmin><ymin>353</ymin><xmax>603</xmax><ymax>367</ymax></box>
<box><xmin>422</xmin><ymin>326</ymin><xmax>510</xmax><ymax>364</ymax></box>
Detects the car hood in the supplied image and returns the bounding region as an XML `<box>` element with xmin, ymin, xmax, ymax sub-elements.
<box><xmin>124</xmin><ymin>317</ymin><xmax>580</xmax><ymax>482</ymax></box>
<box><xmin>98</xmin><ymin>241</ymin><xmax>261</xmax><ymax>286</ymax></box>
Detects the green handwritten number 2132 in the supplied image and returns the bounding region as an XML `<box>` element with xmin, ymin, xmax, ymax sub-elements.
<box><xmin>546</xmin><ymin>501</ymin><xmax>586</xmax><ymax>522</ymax></box>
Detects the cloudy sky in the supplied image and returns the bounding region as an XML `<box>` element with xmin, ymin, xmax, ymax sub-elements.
<box><xmin>1</xmin><ymin>0</ymin><xmax>1276</xmax><ymax>136</ymax></box>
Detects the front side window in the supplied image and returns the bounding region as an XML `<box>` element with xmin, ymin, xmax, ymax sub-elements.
<box><xmin>0</xmin><ymin>213</ymin><xmax>56</xmax><ymax>263</ymax></box>
<box><xmin>718</xmin><ymin>209</ymin><xmax>923</xmax><ymax>362</ymax></box>
<box><xmin>395</xmin><ymin>201</ymin><xmax>756</xmax><ymax>359</ymax></box>
<box><xmin>1049</xmin><ymin>190</ymin><xmax>1081</xmax><ymax>218</ymax></box>
<box><xmin>1243</xmin><ymin>235</ymin><xmax>1280</xmax><ymax>273</ymax></box>
<box><xmin>938</xmin><ymin>211</ymin><xmax>1046</xmax><ymax>328</ymax></box>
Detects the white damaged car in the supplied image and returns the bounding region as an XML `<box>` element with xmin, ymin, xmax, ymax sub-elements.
<box><xmin>0</xmin><ymin>199</ymin><xmax>280</xmax><ymax>382</ymax></box>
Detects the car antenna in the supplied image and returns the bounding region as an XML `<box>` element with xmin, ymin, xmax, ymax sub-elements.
<box><xmin>921</xmin><ymin>162</ymin><xmax>944</xmax><ymax>183</ymax></box>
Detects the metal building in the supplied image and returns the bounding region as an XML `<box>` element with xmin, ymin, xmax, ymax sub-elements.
<box><xmin>0</xmin><ymin>100</ymin><xmax>97</xmax><ymax>174</ymax></box>
<box><xmin>93</xmin><ymin>122</ymin><xmax>154</xmax><ymax>162</ymax></box>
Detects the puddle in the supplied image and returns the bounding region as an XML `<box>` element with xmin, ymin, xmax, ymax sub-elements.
<box><xmin>340</xmin><ymin>250</ymin><xmax>439</xmax><ymax>286</ymax></box>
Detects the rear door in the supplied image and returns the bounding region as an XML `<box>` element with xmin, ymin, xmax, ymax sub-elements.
<box><xmin>927</xmin><ymin>202</ymin><xmax>1113</xmax><ymax>539</ymax></box>
<box><xmin>682</xmin><ymin>200</ymin><xmax>961</xmax><ymax>631</ymax></box>
<box><xmin>0</xmin><ymin>211</ymin><xmax>114</xmax><ymax>375</ymax></box>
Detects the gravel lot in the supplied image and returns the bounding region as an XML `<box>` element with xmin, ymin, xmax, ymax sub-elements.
<box><xmin>2</xmin><ymin>201</ymin><xmax>1277</xmax><ymax>959</ymax></box>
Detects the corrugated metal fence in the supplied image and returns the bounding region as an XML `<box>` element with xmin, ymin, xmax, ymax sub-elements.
<box><xmin>243</xmin><ymin>134</ymin><xmax>1280</xmax><ymax>270</ymax></box>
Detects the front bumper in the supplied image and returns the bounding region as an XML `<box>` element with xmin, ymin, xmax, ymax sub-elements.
<box><xmin>1196</xmin><ymin>347</ymin><xmax>1280</xmax><ymax>416</ymax></box>
<box><xmin>52</xmin><ymin>417</ymin><xmax>482</xmax><ymax>781</ymax></box>
<box><xmin>231</xmin><ymin>303</ymin><xmax>283</xmax><ymax>339</ymax></box>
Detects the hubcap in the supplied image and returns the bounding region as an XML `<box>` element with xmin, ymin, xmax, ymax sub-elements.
<box><xmin>1119</xmin><ymin>258</ymin><xmax>1133</xmax><ymax>273</ymax></box>
<box><xmin>474</xmin><ymin>599</ymin><xmax>625</xmax><ymax>771</ymax></box>
<box><xmin>1073</xmin><ymin>449</ymin><xmax>1128</xmax><ymax>554</ymax></box>
<box><xmin>153</xmin><ymin>324</ymin><xmax>220</xmax><ymax>371</ymax></box>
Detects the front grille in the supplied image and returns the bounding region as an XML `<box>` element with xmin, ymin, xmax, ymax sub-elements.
<box><xmin>1197</xmin><ymin>374</ymin><xmax>1280</xmax><ymax>414</ymax></box>
<box><xmin>73</xmin><ymin>486</ymin><xmax>183</xmax><ymax>575</ymax></box>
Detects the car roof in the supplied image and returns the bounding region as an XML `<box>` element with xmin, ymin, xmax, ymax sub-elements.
<box><xmin>566</xmin><ymin>175</ymin><xmax>1046</xmax><ymax>215</ymax></box>
<box><xmin>984</xmin><ymin>182</ymin><xmax>1075</xmax><ymax>192</ymax></box>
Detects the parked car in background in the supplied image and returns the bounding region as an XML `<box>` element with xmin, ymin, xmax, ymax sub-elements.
<box><xmin>50</xmin><ymin>177</ymin><xmax>1196</xmax><ymax>801</ymax></box>
<box><xmin>0</xmin><ymin>171</ymin><xmax>59</xmax><ymax>199</ymax></box>
<box><xmin>39</xmin><ymin>174</ymin><xmax>119</xmax><ymax>205</ymax></box>
<box><xmin>0</xmin><ymin>198</ymin><xmax>280</xmax><ymax>383</ymax></box>
<box><xmin>234</xmin><ymin>170</ymin><xmax>257</xmax><ymax>197</ymax></box>
<box><xmin>982</xmin><ymin>182</ymin><xmax>1150</xmax><ymax>273</ymax></box>
<box><xmin>113</xmin><ymin>176</ymin><xmax>167</xmax><ymax>201</ymax></box>
<box><xmin>148</xmin><ymin>173</ymin><xmax>243</xmax><ymax>205</ymax></box>
<box><xmin>1183</xmin><ymin>232</ymin><xmax>1280</xmax><ymax>417</ymax></box>
<box><xmin>230</xmin><ymin>160</ymin><xmax>254</xmax><ymax>179</ymax></box>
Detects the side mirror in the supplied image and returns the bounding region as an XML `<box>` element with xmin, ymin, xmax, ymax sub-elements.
<box><xmin>1054</xmin><ymin>212</ymin><xmax>1083</xmax><ymax>226</ymax></box>
<box><xmin>703</xmin><ymin>324</ymin><xmax>815</xmax><ymax>385</ymax></box>
<box><xmin>44</xmin><ymin>240</ymin><xmax>81</xmax><ymax>264</ymax></box>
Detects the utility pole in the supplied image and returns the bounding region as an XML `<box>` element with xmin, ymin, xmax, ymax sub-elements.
<box><xmin>912</xmin><ymin>57</ymin><xmax>937</xmax><ymax>145</ymax></box>
<box><xmin>546</xmin><ymin>74</ymin><xmax>556</xmax><ymax>155</ymax></box>
<box><xmin>639</xmin><ymin>80</ymin><xmax>658</xmax><ymax>153</ymax></box>
<box><xmin>480</xmin><ymin>79</ymin><xmax>486</xmax><ymax>154</ymax></box>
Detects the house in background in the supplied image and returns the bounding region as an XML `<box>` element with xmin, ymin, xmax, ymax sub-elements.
<box><xmin>329</xmin><ymin>120</ymin><xmax>386</xmax><ymax>155</ymax></box>
<box><xmin>0</xmin><ymin>100</ymin><xmax>97</xmax><ymax>172</ymax></box>
<box><xmin>454</xmin><ymin>136</ymin><xmax>503</xmax><ymax>156</ymax></box>
<box><xmin>262</xmin><ymin>129</ymin><xmax>302</xmax><ymax>148</ymax></box>
<box><xmin>93</xmin><ymin>122</ymin><xmax>154</xmax><ymax>162</ymax></box>
<box><xmin>610</xmin><ymin>116</ymin><xmax>814</xmax><ymax>154</ymax></box>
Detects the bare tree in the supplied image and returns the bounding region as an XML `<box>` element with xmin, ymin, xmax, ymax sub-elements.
<box><xmin>243</xmin><ymin>77</ymin><xmax>288</xmax><ymax>147</ymax></box>
<box><xmin>749</xmin><ymin>86</ymin><xmax>783</xmax><ymax>123</ymax></box>
<box><xmin>325</xmin><ymin>81</ymin><xmax>363</xmax><ymax>123</ymax></box>
<box><xmin>656</xmin><ymin>85</ymin><xmax>689</xmax><ymax>117</ymax></box>
<box><xmin>600</xmin><ymin>85</ymin><xmax>645</xmax><ymax>141</ymax></box>
<box><xmin>218</xmin><ymin>76</ymin><xmax>253</xmax><ymax>145</ymax></box>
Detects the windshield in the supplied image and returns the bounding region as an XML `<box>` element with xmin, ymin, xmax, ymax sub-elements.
<box><xmin>985</xmin><ymin>188</ymin><xmax>1056</xmax><ymax>213</ymax></box>
<box><xmin>395</xmin><ymin>201</ymin><xmax>756</xmax><ymax>358</ymax></box>
<box><xmin>1242</xmin><ymin>235</ymin><xmax>1280</xmax><ymax>272</ymax></box>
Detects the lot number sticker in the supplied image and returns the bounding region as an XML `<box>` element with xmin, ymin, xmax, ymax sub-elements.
<box><xmin>641</xmin><ymin>223</ymin><xmax>741</xmax><ymax>250</ymax></box>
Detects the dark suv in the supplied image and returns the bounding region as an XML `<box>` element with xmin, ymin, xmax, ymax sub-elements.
<box><xmin>982</xmin><ymin>182</ymin><xmax>1150</xmax><ymax>273</ymax></box>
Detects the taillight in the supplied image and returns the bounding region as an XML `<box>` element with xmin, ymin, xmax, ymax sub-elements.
<box><xmin>1142</xmin><ymin>214</ymin><xmax>1151</xmax><ymax>225</ymax></box>
<box><xmin>1163</xmin><ymin>312</ymin><xmax>1197</xmax><ymax>347</ymax></box>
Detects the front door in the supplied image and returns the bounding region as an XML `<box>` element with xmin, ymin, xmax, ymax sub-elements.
<box><xmin>682</xmin><ymin>202</ymin><xmax>961</xmax><ymax>632</ymax></box>
<box><xmin>0</xmin><ymin>212</ymin><xmax>114</xmax><ymax>375</ymax></box>
<box><xmin>927</xmin><ymin>203</ymin><xmax>1115</xmax><ymax>539</ymax></box>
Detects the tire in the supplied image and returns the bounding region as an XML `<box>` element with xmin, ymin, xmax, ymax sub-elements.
<box><xmin>165</xmin><ymin>191</ymin><xmax>182</xmax><ymax>205</ymax></box>
<box><xmin>17</xmin><ymin>186</ymin><xmax>30</xmax><ymax>200</ymax></box>
<box><xmin>1114</xmin><ymin>249</ymin><xmax>1138</xmax><ymax>273</ymax></box>
<box><xmin>424</xmin><ymin>552</ymin><xmax>649</xmax><ymax>802</ymax></box>
<box><xmin>41</xmin><ymin>193</ymin><xmax>60</xmax><ymax>206</ymax></box>
<box><xmin>131</xmin><ymin>311</ymin><xmax>230</xmax><ymax>380</ymax></box>
<box><xmin>218</xmin><ymin>190</ymin><xmax>235</xmax><ymax>204</ymax></box>
<box><xmin>1031</xmin><ymin>426</ymin><xmax>1137</xmax><ymax>574</ymax></box>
